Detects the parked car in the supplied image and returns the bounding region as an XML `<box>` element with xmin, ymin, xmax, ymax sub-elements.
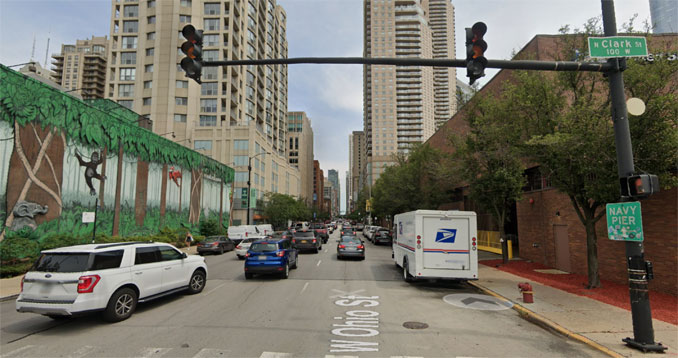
<box><xmin>197</xmin><ymin>236</ymin><xmax>235</xmax><ymax>255</ymax></box>
<box><xmin>311</xmin><ymin>223</ymin><xmax>329</xmax><ymax>243</ymax></box>
<box><xmin>337</xmin><ymin>236</ymin><xmax>365</xmax><ymax>260</ymax></box>
<box><xmin>355</xmin><ymin>223</ymin><xmax>365</xmax><ymax>231</ymax></box>
<box><xmin>292</xmin><ymin>230</ymin><xmax>322</xmax><ymax>253</ymax></box>
<box><xmin>16</xmin><ymin>242</ymin><xmax>207</xmax><ymax>322</ymax></box>
<box><xmin>236</xmin><ymin>238</ymin><xmax>258</xmax><ymax>260</ymax></box>
<box><xmin>365</xmin><ymin>226</ymin><xmax>380</xmax><ymax>241</ymax></box>
<box><xmin>372</xmin><ymin>228</ymin><xmax>393</xmax><ymax>245</ymax></box>
<box><xmin>244</xmin><ymin>239</ymin><xmax>298</xmax><ymax>279</ymax></box>
<box><xmin>363</xmin><ymin>225</ymin><xmax>372</xmax><ymax>238</ymax></box>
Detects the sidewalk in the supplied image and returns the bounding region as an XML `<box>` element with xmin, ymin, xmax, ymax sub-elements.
<box><xmin>0</xmin><ymin>245</ymin><xmax>199</xmax><ymax>301</ymax></box>
<box><xmin>473</xmin><ymin>262</ymin><xmax>678</xmax><ymax>358</ymax></box>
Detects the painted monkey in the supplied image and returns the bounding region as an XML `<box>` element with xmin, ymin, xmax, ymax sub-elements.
<box><xmin>75</xmin><ymin>150</ymin><xmax>106</xmax><ymax>196</ymax></box>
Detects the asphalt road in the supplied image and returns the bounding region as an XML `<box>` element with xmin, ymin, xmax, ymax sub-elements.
<box><xmin>0</xmin><ymin>230</ymin><xmax>601</xmax><ymax>358</ymax></box>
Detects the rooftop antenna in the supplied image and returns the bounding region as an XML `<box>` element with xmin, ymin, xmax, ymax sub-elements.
<box><xmin>44</xmin><ymin>37</ymin><xmax>51</xmax><ymax>68</ymax></box>
<box><xmin>31</xmin><ymin>33</ymin><xmax>36</xmax><ymax>61</ymax></box>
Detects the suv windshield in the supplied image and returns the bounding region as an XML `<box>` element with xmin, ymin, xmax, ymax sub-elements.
<box><xmin>249</xmin><ymin>243</ymin><xmax>279</xmax><ymax>252</ymax></box>
<box><xmin>32</xmin><ymin>253</ymin><xmax>91</xmax><ymax>272</ymax></box>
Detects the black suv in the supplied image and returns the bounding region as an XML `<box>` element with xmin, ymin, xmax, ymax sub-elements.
<box><xmin>292</xmin><ymin>230</ymin><xmax>322</xmax><ymax>253</ymax></box>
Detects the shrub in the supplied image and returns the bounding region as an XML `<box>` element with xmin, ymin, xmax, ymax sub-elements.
<box><xmin>199</xmin><ymin>218</ymin><xmax>225</xmax><ymax>237</ymax></box>
<box><xmin>39</xmin><ymin>233</ymin><xmax>87</xmax><ymax>250</ymax></box>
<box><xmin>0</xmin><ymin>236</ymin><xmax>40</xmax><ymax>262</ymax></box>
<box><xmin>0</xmin><ymin>261</ymin><xmax>34</xmax><ymax>278</ymax></box>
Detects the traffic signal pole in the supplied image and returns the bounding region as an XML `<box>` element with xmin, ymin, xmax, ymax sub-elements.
<box><xmin>601</xmin><ymin>0</ymin><xmax>665</xmax><ymax>352</ymax></box>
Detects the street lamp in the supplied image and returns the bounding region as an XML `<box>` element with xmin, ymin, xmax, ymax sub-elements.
<box><xmin>247</xmin><ymin>151</ymin><xmax>270</xmax><ymax>225</ymax></box>
<box><xmin>160</xmin><ymin>131</ymin><xmax>176</xmax><ymax>138</ymax></box>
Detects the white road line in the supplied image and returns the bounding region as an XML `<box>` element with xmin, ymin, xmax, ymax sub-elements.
<box><xmin>68</xmin><ymin>345</ymin><xmax>97</xmax><ymax>358</ymax></box>
<box><xmin>301</xmin><ymin>281</ymin><xmax>309</xmax><ymax>293</ymax></box>
<box><xmin>137</xmin><ymin>347</ymin><xmax>172</xmax><ymax>358</ymax></box>
<box><xmin>325</xmin><ymin>355</ymin><xmax>359</xmax><ymax>358</ymax></box>
<box><xmin>317</xmin><ymin>260</ymin><xmax>322</xmax><ymax>266</ymax></box>
<box><xmin>193</xmin><ymin>348</ymin><xmax>230</xmax><ymax>358</ymax></box>
<box><xmin>259</xmin><ymin>352</ymin><xmax>293</xmax><ymax>358</ymax></box>
<box><xmin>324</xmin><ymin>248</ymin><xmax>328</xmax><ymax>253</ymax></box>
<box><xmin>1</xmin><ymin>345</ymin><xmax>37</xmax><ymax>358</ymax></box>
<box><xmin>203</xmin><ymin>282</ymin><xmax>227</xmax><ymax>296</ymax></box>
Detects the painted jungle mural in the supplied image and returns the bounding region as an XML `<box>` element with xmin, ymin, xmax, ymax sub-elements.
<box><xmin>0</xmin><ymin>65</ymin><xmax>235</xmax><ymax>263</ymax></box>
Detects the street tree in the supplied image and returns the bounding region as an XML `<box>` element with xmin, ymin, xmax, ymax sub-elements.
<box><xmin>262</xmin><ymin>193</ymin><xmax>310</xmax><ymax>230</ymax></box>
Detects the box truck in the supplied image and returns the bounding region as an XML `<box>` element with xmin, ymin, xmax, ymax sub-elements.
<box><xmin>393</xmin><ymin>210</ymin><xmax>478</xmax><ymax>282</ymax></box>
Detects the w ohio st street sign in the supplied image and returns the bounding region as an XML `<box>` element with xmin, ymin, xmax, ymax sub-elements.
<box><xmin>588</xmin><ymin>36</ymin><xmax>648</xmax><ymax>58</ymax></box>
<box><xmin>606</xmin><ymin>202</ymin><xmax>644</xmax><ymax>242</ymax></box>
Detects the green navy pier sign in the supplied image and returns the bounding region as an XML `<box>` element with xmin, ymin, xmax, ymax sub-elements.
<box><xmin>588</xmin><ymin>36</ymin><xmax>648</xmax><ymax>58</ymax></box>
<box><xmin>607</xmin><ymin>202</ymin><xmax>644</xmax><ymax>242</ymax></box>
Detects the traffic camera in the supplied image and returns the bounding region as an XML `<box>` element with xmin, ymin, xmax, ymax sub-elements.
<box><xmin>465</xmin><ymin>22</ymin><xmax>488</xmax><ymax>85</ymax></box>
<box><xmin>180</xmin><ymin>25</ymin><xmax>204</xmax><ymax>84</ymax></box>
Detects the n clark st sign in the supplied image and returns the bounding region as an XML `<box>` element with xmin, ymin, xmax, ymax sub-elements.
<box><xmin>588</xmin><ymin>36</ymin><xmax>648</xmax><ymax>58</ymax></box>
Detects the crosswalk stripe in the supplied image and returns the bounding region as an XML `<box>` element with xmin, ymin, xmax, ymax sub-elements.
<box><xmin>1</xmin><ymin>345</ymin><xmax>37</xmax><ymax>358</ymax></box>
<box><xmin>193</xmin><ymin>348</ymin><xmax>231</xmax><ymax>358</ymax></box>
<box><xmin>136</xmin><ymin>347</ymin><xmax>172</xmax><ymax>358</ymax></box>
<box><xmin>259</xmin><ymin>352</ymin><xmax>293</xmax><ymax>358</ymax></box>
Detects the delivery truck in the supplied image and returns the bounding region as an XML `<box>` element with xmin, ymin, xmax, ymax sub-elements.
<box><xmin>393</xmin><ymin>210</ymin><xmax>478</xmax><ymax>282</ymax></box>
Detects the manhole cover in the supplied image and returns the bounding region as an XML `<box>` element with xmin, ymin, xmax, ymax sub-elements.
<box><xmin>403</xmin><ymin>321</ymin><xmax>429</xmax><ymax>329</ymax></box>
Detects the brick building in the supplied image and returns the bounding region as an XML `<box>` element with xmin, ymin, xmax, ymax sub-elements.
<box><xmin>426</xmin><ymin>34</ymin><xmax>677</xmax><ymax>295</ymax></box>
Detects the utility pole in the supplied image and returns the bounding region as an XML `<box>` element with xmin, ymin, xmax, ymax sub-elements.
<box><xmin>247</xmin><ymin>152</ymin><xmax>268</xmax><ymax>225</ymax></box>
<box><xmin>601</xmin><ymin>0</ymin><xmax>665</xmax><ymax>352</ymax></box>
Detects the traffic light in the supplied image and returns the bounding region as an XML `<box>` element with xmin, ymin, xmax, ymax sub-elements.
<box><xmin>180</xmin><ymin>25</ymin><xmax>204</xmax><ymax>84</ymax></box>
<box><xmin>624</xmin><ymin>174</ymin><xmax>659</xmax><ymax>199</ymax></box>
<box><xmin>465</xmin><ymin>22</ymin><xmax>488</xmax><ymax>85</ymax></box>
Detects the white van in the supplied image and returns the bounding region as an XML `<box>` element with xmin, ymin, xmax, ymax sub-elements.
<box><xmin>227</xmin><ymin>225</ymin><xmax>265</xmax><ymax>244</ymax></box>
<box><xmin>256</xmin><ymin>224</ymin><xmax>273</xmax><ymax>236</ymax></box>
<box><xmin>393</xmin><ymin>210</ymin><xmax>478</xmax><ymax>282</ymax></box>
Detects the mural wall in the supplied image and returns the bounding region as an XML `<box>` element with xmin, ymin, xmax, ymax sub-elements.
<box><xmin>0</xmin><ymin>65</ymin><xmax>234</xmax><ymax>242</ymax></box>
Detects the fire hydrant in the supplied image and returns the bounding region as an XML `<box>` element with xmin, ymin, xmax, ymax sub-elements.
<box><xmin>518</xmin><ymin>282</ymin><xmax>534</xmax><ymax>303</ymax></box>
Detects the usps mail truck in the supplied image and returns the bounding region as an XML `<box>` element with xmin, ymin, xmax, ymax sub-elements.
<box><xmin>393</xmin><ymin>210</ymin><xmax>478</xmax><ymax>282</ymax></box>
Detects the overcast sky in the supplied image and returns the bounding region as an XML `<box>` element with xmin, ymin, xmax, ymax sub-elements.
<box><xmin>0</xmin><ymin>0</ymin><xmax>652</xmax><ymax>214</ymax></box>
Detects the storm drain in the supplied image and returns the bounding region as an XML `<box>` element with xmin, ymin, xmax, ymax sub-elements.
<box><xmin>403</xmin><ymin>321</ymin><xmax>429</xmax><ymax>329</ymax></box>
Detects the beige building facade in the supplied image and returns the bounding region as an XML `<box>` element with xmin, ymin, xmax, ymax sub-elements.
<box><xmin>105</xmin><ymin>0</ymin><xmax>299</xmax><ymax>225</ymax></box>
<box><xmin>363</xmin><ymin>0</ymin><xmax>456</xmax><ymax>185</ymax></box>
<box><xmin>287</xmin><ymin>111</ymin><xmax>314</xmax><ymax>205</ymax></box>
<box><xmin>52</xmin><ymin>36</ymin><xmax>108</xmax><ymax>99</ymax></box>
<box><xmin>348</xmin><ymin>130</ymin><xmax>365</xmax><ymax>213</ymax></box>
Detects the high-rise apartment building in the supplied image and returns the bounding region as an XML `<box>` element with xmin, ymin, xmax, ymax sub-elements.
<box><xmin>328</xmin><ymin>169</ymin><xmax>340</xmax><ymax>215</ymax></box>
<box><xmin>287</xmin><ymin>111</ymin><xmax>314</xmax><ymax>204</ymax></box>
<box><xmin>52</xmin><ymin>36</ymin><xmax>108</xmax><ymax>98</ymax></box>
<box><xmin>363</xmin><ymin>0</ymin><xmax>456</xmax><ymax>185</ymax></box>
<box><xmin>345</xmin><ymin>170</ymin><xmax>350</xmax><ymax>214</ymax></box>
<box><xmin>348</xmin><ymin>130</ymin><xmax>365</xmax><ymax>213</ymax></box>
<box><xmin>649</xmin><ymin>0</ymin><xmax>678</xmax><ymax>33</ymax></box>
<box><xmin>106</xmin><ymin>0</ymin><xmax>300</xmax><ymax>225</ymax></box>
<box><xmin>313</xmin><ymin>160</ymin><xmax>324</xmax><ymax>214</ymax></box>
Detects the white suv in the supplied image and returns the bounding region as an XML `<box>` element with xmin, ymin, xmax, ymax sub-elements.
<box><xmin>16</xmin><ymin>242</ymin><xmax>207</xmax><ymax>322</ymax></box>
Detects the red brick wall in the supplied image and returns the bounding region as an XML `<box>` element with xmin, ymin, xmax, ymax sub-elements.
<box><xmin>517</xmin><ymin>187</ymin><xmax>677</xmax><ymax>295</ymax></box>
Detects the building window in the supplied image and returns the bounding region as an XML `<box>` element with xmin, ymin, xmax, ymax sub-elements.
<box><xmin>146</xmin><ymin>32</ymin><xmax>155</xmax><ymax>40</ymax></box>
<box><xmin>123</xmin><ymin>5</ymin><xmax>138</xmax><ymax>17</ymax></box>
<box><xmin>147</xmin><ymin>0</ymin><xmax>155</xmax><ymax>8</ymax></box>
<box><xmin>204</xmin><ymin>3</ymin><xmax>220</xmax><ymax>15</ymax></box>
<box><xmin>202</xmin><ymin>50</ymin><xmax>218</xmax><ymax>61</ymax></box>
<box><xmin>175</xmin><ymin>97</ymin><xmax>188</xmax><ymax>105</ymax></box>
<box><xmin>147</xmin><ymin>16</ymin><xmax>156</xmax><ymax>24</ymax></box>
<box><xmin>143</xmin><ymin>80</ymin><xmax>152</xmax><ymax>89</ymax></box>
<box><xmin>176</xmin><ymin>80</ymin><xmax>188</xmax><ymax>88</ymax></box>
<box><xmin>234</xmin><ymin>172</ymin><xmax>248</xmax><ymax>183</ymax></box>
<box><xmin>145</xmin><ymin>48</ymin><xmax>154</xmax><ymax>56</ymax></box>
<box><xmin>203</xmin><ymin>67</ymin><xmax>218</xmax><ymax>80</ymax></box>
<box><xmin>234</xmin><ymin>155</ymin><xmax>248</xmax><ymax>166</ymax></box>
<box><xmin>123</xmin><ymin>20</ymin><xmax>138</xmax><ymax>33</ymax></box>
<box><xmin>234</xmin><ymin>140</ymin><xmax>248</xmax><ymax>151</ymax></box>
<box><xmin>199</xmin><ymin>115</ymin><xmax>217</xmax><ymax>126</ymax></box>
<box><xmin>174</xmin><ymin>114</ymin><xmax>187</xmax><ymax>123</ymax></box>
<box><xmin>122</xmin><ymin>36</ymin><xmax>137</xmax><ymax>49</ymax></box>
<box><xmin>194</xmin><ymin>140</ymin><xmax>212</xmax><ymax>151</ymax></box>
<box><xmin>204</xmin><ymin>18</ymin><xmax>219</xmax><ymax>31</ymax></box>
<box><xmin>119</xmin><ymin>68</ymin><xmax>136</xmax><ymax>81</ymax></box>
<box><xmin>203</xmin><ymin>34</ymin><xmax>219</xmax><ymax>47</ymax></box>
<box><xmin>145</xmin><ymin>64</ymin><xmax>153</xmax><ymax>72</ymax></box>
<box><xmin>180</xmin><ymin>0</ymin><xmax>192</xmax><ymax>7</ymax></box>
<box><xmin>117</xmin><ymin>100</ymin><xmax>133</xmax><ymax>109</ymax></box>
<box><xmin>120</xmin><ymin>52</ymin><xmax>136</xmax><ymax>64</ymax></box>
<box><xmin>200</xmin><ymin>99</ymin><xmax>217</xmax><ymax>113</ymax></box>
<box><xmin>118</xmin><ymin>84</ymin><xmax>134</xmax><ymax>97</ymax></box>
<box><xmin>179</xmin><ymin>15</ymin><xmax>191</xmax><ymax>23</ymax></box>
<box><xmin>143</xmin><ymin>97</ymin><xmax>152</xmax><ymax>106</ymax></box>
<box><xmin>201</xmin><ymin>82</ymin><xmax>218</xmax><ymax>95</ymax></box>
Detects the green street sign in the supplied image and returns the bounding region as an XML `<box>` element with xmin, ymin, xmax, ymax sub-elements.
<box><xmin>606</xmin><ymin>202</ymin><xmax>643</xmax><ymax>242</ymax></box>
<box><xmin>588</xmin><ymin>36</ymin><xmax>648</xmax><ymax>58</ymax></box>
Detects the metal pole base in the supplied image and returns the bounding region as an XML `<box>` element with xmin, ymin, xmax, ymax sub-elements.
<box><xmin>622</xmin><ymin>337</ymin><xmax>668</xmax><ymax>353</ymax></box>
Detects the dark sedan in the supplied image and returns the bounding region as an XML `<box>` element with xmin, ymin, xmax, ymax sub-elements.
<box><xmin>337</xmin><ymin>236</ymin><xmax>365</xmax><ymax>260</ymax></box>
<box><xmin>198</xmin><ymin>235</ymin><xmax>236</xmax><ymax>255</ymax></box>
<box><xmin>372</xmin><ymin>229</ymin><xmax>392</xmax><ymax>245</ymax></box>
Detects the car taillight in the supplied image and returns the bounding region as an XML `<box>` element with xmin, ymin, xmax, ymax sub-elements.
<box><xmin>358</xmin><ymin>245</ymin><xmax>364</xmax><ymax>249</ymax></box>
<box><xmin>312</xmin><ymin>239</ymin><xmax>317</xmax><ymax>243</ymax></box>
<box><xmin>211</xmin><ymin>242</ymin><xmax>219</xmax><ymax>246</ymax></box>
<box><xmin>338</xmin><ymin>244</ymin><xmax>346</xmax><ymax>249</ymax></box>
<box><xmin>353</xmin><ymin>232</ymin><xmax>356</xmax><ymax>235</ymax></box>
<box><xmin>236</xmin><ymin>245</ymin><xmax>242</xmax><ymax>249</ymax></box>
<box><xmin>20</xmin><ymin>275</ymin><xmax>25</xmax><ymax>292</ymax></box>
<box><xmin>276</xmin><ymin>251</ymin><xmax>284</xmax><ymax>257</ymax></box>
<box><xmin>77</xmin><ymin>274</ymin><xmax>101</xmax><ymax>294</ymax></box>
<box><xmin>292</xmin><ymin>239</ymin><xmax>296</xmax><ymax>243</ymax></box>
<box><xmin>246</xmin><ymin>253</ymin><xmax>251</xmax><ymax>258</ymax></box>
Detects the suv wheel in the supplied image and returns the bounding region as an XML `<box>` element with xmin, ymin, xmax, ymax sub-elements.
<box><xmin>187</xmin><ymin>270</ymin><xmax>206</xmax><ymax>294</ymax></box>
<box><xmin>103</xmin><ymin>287</ymin><xmax>137</xmax><ymax>322</ymax></box>
<box><xmin>291</xmin><ymin>256</ymin><xmax>298</xmax><ymax>269</ymax></box>
<box><xmin>245</xmin><ymin>272</ymin><xmax>253</xmax><ymax>279</ymax></box>
<box><xmin>281</xmin><ymin>263</ymin><xmax>289</xmax><ymax>279</ymax></box>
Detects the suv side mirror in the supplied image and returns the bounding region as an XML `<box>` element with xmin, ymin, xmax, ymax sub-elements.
<box><xmin>182</xmin><ymin>252</ymin><xmax>188</xmax><ymax>259</ymax></box>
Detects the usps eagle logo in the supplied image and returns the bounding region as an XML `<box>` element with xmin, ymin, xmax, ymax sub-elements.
<box><xmin>435</xmin><ymin>229</ymin><xmax>457</xmax><ymax>243</ymax></box>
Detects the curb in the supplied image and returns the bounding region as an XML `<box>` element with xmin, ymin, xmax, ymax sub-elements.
<box><xmin>1</xmin><ymin>294</ymin><xmax>19</xmax><ymax>302</ymax></box>
<box><xmin>468</xmin><ymin>281</ymin><xmax>625</xmax><ymax>358</ymax></box>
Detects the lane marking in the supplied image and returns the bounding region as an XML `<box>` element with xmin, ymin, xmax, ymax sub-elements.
<box><xmin>203</xmin><ymin>282</ymin><xmax>227</xmax><ymax>296</ymax></box>
<box><xmin>1</xmin><ymin>345</ymin><xmax>37</xmax><ymax>358</ymax></box>
<box><xmin>324</xmin><ymin>249</ymin><xmax>328</xmax><ymax>253</ymax></box>
<box><xmin>259</xmin><ymin>352</ymin><xmax>292</xmax><ymax>358</ymax></box>
<box><xmin>138</xmin><ymin>347</ymin><xmax>172</xmax><ymax>357</ymax></box>
<box><xmin>193</xmin><ymin>348</ymin><xmax>230</xmax><ymax>358</ymax></box>
<box><xmin>325</xmin><ymin>355</ymin><xmax>359</xmax><ymax>358</ymax></box>
<box><xmin>301</xmin><ymin>282</ymin><xmax>309</xmax><ymax>293</ymax></box>
<box><xmin>68</xmin><ymin>346</ymin><xmax>97</xmax><ymax>358</ymax></box>
<box><xmin>317</xmin><ymin>260</ymin><xmax>322</xmax><ymax>266</ymax></box>
<box><xmin>329</xmin><ymin>289</ymin><xmax>365</xmax><ymax>298</ymax></box>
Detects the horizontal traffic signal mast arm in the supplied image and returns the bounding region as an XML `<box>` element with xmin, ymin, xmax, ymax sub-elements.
<box><xmin>203</xmin><ymin>57</ymin><xmax>614</xmax><ymax>72</ymax></box>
